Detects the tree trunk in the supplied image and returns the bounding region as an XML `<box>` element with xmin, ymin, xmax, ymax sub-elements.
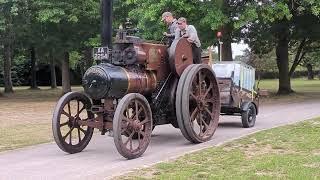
<box><xmin>50</xmin><ymin>53</ymin><xmax>57</xmax><ymax>89</ymax></box>
<box><xmin>61</xmin><ymin>52</ymin><xmax>71</xmax><ymax>94</ymax></box>
<box><xmin>220</xmin><ymin>25</ymin><xmax>233</xmax><ymax>61</ymax></box>
<box><xmin>289</xmin><ymin>38</ymin><xmax>306</xmax><ymax>77</ymax></box>
<box><xmin>30</xmin><ymin>47</ymin><xmax>39</xmax><ymax>89</ymax></box>
<box><xmin>276</xmin><ymin>39</ymin><xmax>293</xmax><ymax>94</ymax></box>
<box><xmin>3</xmin><ymin>44</ymin><xmax>13</xmax><ymax>93</ymax></box>
<box><xmin>83</xmin><ymin>48</ymin><xmax>93</xmax><ymax>70</ymax></box>
<box><xmin>306</xmin><ymin>64</ymin><xmax>314</xmax><ymax>80</ymax></box>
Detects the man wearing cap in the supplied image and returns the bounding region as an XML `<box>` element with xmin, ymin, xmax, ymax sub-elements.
<box><xmin>161</xmin><ymin>12</ymin><xmax>178</xmax><ymax>46</ymax></box>
<box><xmin>175</xmin><ymin>17</ymin><xmax>202</xmax><ymax>64</ymax></box>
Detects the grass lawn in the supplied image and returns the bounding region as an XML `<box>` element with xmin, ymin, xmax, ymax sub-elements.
<box><xmin>258</xmin><ymin>78</ymin><xmax>320</xmax><ymax>104</ymax></box>
<box><xmin>0</xmin><ymin>86</ymin><xmax>82</xmax><ymax>152</ymax></box>
<box><xmin>117</xmin><ymin>117</ymin><xmax>320</xmax><ymax>179</ymax></box>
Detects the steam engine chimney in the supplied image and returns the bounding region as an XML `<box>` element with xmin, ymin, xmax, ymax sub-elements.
<box><xmin>101</xmin><ymin>0</ymin><xmax>113</xmax><ymax>49</ymax></box>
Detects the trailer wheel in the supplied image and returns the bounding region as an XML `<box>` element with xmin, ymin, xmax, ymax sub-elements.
<box><xmin>177</xmin><ymin>64</ymin><xmax>220</xmax><ymax>143</ymax></box>
<box><xmin>52</xmin><ymin>92</ymin><xmax>94</xmax><ymax>154</ymax></box>
<box><xmin>241</xmin><ymin>102</ymin><xmax>256</xmax><ymax>128</ymax></box>
<box><xmin>113</xmin><ymin>93</ymin><xmax>153</xmax><ymax>159</ymax></box>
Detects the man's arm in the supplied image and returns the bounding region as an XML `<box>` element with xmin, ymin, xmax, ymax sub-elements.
<box><xmin>174</xmin><ymin>29</ymin><xmax>181</xmax><ymax>39</ymax></box>
<box><xmin>186</xmin><ymin>25</ymin><xmax>198</xmax><ymax>43</ymax></box>
<box><xmin>166</xmin><ymin>22</ymin><xmax>179</xmax><ymax>37</ymax></box>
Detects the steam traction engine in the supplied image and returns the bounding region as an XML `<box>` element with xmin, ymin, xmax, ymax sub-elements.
<box><xmin>52</xmin><ymin>2</ymin><xmax>220</xmax><ymax>160</ymax></box>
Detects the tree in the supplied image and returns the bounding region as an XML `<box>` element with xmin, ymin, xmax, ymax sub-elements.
<box><xmin>244</xmin><ymin>0</ymin><xmax>320</xmax><ymax>94</ymax></box>
<box><xmin>35</xmin><ymin>0</ymin><xmax>100</xmax><ymax>94</ymax></box>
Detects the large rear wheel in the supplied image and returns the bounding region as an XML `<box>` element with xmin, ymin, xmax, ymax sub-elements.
<box><xmin>177</xmin><ymin>64</ymin><xmax>220</xmax><ymax>143</ymax></box>
<box><xmin>176</xmin><ymin>64</ymin><xmax>196</xmax><ymax>142</ymax></box>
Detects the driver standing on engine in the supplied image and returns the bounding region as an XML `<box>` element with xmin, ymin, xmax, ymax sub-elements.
<box><xmin>161</xmin><ymin>12</ymin><xmax>179</xmax><ymax>46</ymax></box>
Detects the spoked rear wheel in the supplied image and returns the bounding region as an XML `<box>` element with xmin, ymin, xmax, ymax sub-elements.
<box><xmin>52</xmin><ymin>92</ymin><xmax>94</xmax><ymax>154</ymax></box>
<box><xmin>113</xmin><ymin>93</ymin><xmax>153</xmax><ymax>159</ymax></box>
<box><xmin>177</xmin><ymin>64</ymin><xmax>220</xmax><ymax>143</ymax></box>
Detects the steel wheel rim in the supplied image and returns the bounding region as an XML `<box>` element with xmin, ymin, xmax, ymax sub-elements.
<box><xmin>182</xmin><ymin>65</ymin><xmax>220</xmax><ymax>143</ymax></box>
<box><xmin>57</xmin><ymin>98</ymin><xmax>92</xmax><ymax>147</ymax></box>
<box><xmin>113</xmin><ymin>94</ymin><xmax>153</xmax><ymax>159</ymax></box>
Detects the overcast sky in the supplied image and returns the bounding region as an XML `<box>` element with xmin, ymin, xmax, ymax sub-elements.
<box><xmin>213</xmin><ymin>41</ymin><xmax>249</xmax><ymax>59</ymax></box>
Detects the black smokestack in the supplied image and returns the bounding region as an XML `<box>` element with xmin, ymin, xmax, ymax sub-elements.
<box><xmin>101</xmin><ymin>0</ymin><xmax>113</xmax><ymax>48</ymax></box>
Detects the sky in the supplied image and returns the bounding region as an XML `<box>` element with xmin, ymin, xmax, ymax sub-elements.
<box><xmin>213</xmin><ymin>41</ymin><xmax>249</xmax><ymax>59</ymax></box>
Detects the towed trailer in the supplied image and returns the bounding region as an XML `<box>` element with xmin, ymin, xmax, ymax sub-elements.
<box><xmin>212</xmin><ymin>61</ymin><xmax>259</xmax><ymax>128</ymax></box>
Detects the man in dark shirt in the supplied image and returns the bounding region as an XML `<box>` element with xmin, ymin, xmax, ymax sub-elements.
<box><xmin>161</xmin><ymin>12</ymin><xmax>178</xmax><ymax>46</ymax></box>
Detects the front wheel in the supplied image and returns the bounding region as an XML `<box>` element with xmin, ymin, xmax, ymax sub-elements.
<box><xmin>113</xmin><ymin>93</ymin><xmax>153</xmax><ymax>159</ymax></box>
<box><xmin>52</xmin><ymin>92</ymin><xmax>94</xmax><ymax>154</ymax></box>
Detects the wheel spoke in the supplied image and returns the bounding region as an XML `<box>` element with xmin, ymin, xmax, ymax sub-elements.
<box><xmin>190</xmin><ymin>107</ymin><xmax>199</xmax><ymax>122</ymax></box>
<box><xmin>135</xmin><ymin>100</ymin><xmax>139</xmax><ymax>119</ymax></box>
<box><xmin>124</xmin><ymin>131</ymin><xmax>135</xmax><ymax>146</ymax></box>
<box><xmin>190</xmin><ymin>92</ymin><xmax>198</xmax><ymax>100</ymax></box>
<box><xmin>205</xmin><ymin>98</ymin><xmax>215</xmax><ymax>104</ymax></box>
<box><xmin>201</xmin><ymin>116</ymin><xmax>209</xmax><ymax>130</ymax></box>
<box><xmin>133</xmin><ymin>108</ymin><xmax>143</xmax><ymax>120</ymax></box>
<box><xmin>203</xmin><ymin>82</ymin><xmax>213</xmax><ymax>98</ymax></box>
<box><xmin>204</xmin><ymin>107</ymin><xmax>214</xmax><ymax>119</ymax></box>
<box><xmin>67</xmin><ymin>102</ymin><xmax>71</xmax><ymax>116</ymax></box>
<box><xmin>77</xmin><ymin>128</ymin><xmax>81</xmax><ymax>142</ymax></box>
<box><xmin>137</xmin><ymin>108</ymin><xmax>143</xmax><ymax>117</ymax></box>
<box><xmin>125</xmin><ymin>107</ymin><xmax>130</xmax><ymax>118</ymax></box>
<box><xmin>79</xmin><ymin>127</ymin><xmax>87</xmax><ymax>134</ymax></box>
<box><xmin>69</xmin><ymin>130</ymin><xmax>72</xmax><ymax>145</ymax></box>
<box><xmin>75</xmin><ymin>106</ymin><xmax>86</xmax><ymax>118</ymax></box>
<box><xmin>140</xmin><ymin>118</ymin><xmax>150</xmax><ymax>125</ymax></box>
<box><xmin>60</xmin><ymin>121</ymin><xmax>69</xmax><ymax>127</ymax></box>
<box><xmin>198</xmin><ymin>113</ymin><xmax>203</xmax><ymax>136</ymax></box>
<box><xmin>129</xmin><ymin>138</ymin><xmax>133</xmax><ymax>151</ymax></box>
<box><xmin>122</xmin><ymin>115</ymin><xmax>132</xmax><ymax>123</ymax></box>
<box><xmin>139</xmin><ymin>131</ymin><xmax>146</xmax><ymax>137</ymax></box>
<box><xmin>77</xmin><ymin>100</ymin><xmax>80</xmax><ymax>115</ymax></box>
<box><xmin>63</xmin><ymin>127</ymin><xmax>74</xmax><ymax>141</ymax></box>
<box><xmin>198</xmin><ymin>72</ymin><xmax>202</xmax><ymax>95</ymax></box>
<box><xmin>61</xmin><ymin>110</ymin><xmax>72</xmax><ymax>118</ymax></box>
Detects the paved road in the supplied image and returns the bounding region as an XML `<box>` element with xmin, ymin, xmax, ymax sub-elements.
<box><xmin>0</xmin><ymin>101</ymin><xmax>320</xmax><ymax>180</ymax></box>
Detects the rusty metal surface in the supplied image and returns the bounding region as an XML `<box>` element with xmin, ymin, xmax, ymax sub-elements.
<box><xmin>176</xmin><ymin>64</ymin><xmax>220</xmax><ymax>143</ymax></box>
<box><xmin>217</xmin><ymin>78</ymin><xmax>259</xmax><ymax>113</ymax></box>
<box><xmin>113</xmin><ymin>93</ymin><xmax>153</xmax><ymax>159</ymax></box>
<box><xmin>125</xmin><ymin>68</ymin><xmax>157</xmax><ymax>95</ymax></box>
<box><xmin>140</xmin><ymin>42</ymin><xmax>170</xmax><ymax>82</ymax></box>
<box><xmin>169</xmin><ymin>38</ymin><xmax>193</xmax><ymax>76</ymax></box>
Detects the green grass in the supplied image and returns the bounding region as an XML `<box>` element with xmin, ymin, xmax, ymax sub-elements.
<box><xmin>258</xmin><ymin>78</ymin><xmax>320</xmax><ymax>103</ymax></box>
<box><xmin>117</xmin><ymin>117</ymin><xmax>320</xmax><ymax>179</ymax></box>
<box><xmin>259</xmin><ymin>78</ymin><xmax>320</xmax><ymax>93</ymax></box>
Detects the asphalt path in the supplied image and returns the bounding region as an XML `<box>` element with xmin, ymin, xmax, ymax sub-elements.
<box><xmin>0</xmin><ymin>100</ymin><xmax>320</xmax><ymax>180</ymax></box>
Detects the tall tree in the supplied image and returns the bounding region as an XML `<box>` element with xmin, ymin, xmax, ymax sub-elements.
<box><xmin>29</xmin><ymin>46</ymin><xmax>39</xmax><ymax>89</ymax></box>
<box><xmin>36</xmin><ymin>0</ymin><xmax>100</xmax><ymax>93</ymax></box>
<box><xmin>244</xmin><ymin>0</ymin><xmax>320</xmax><ymax>94</ymax></box>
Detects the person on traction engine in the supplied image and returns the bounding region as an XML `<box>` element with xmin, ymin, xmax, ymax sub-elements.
<box><xmin>174</xmin><ymin>17</ymin><xmax>202</xmax><ymax>64</ymax></box>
